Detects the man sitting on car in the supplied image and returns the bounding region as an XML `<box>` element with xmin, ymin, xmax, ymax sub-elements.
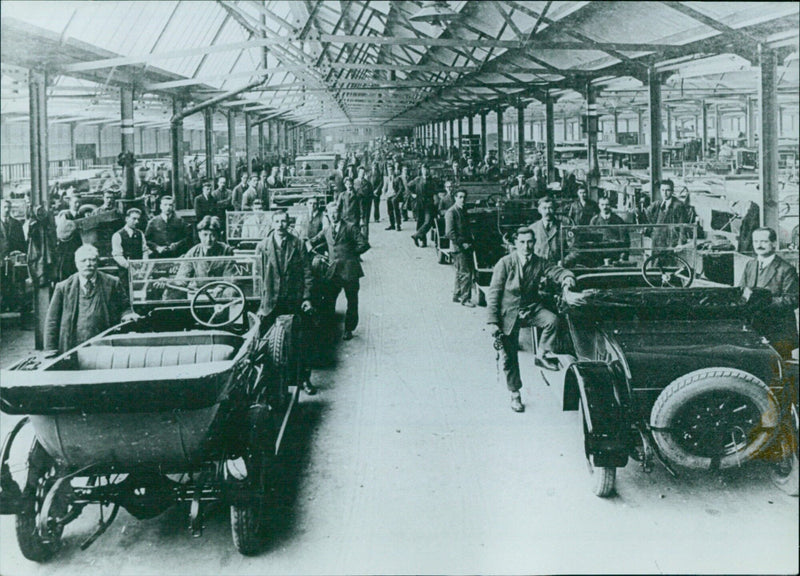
<box><xmin>587</xmin><ymin>196</ymin><xmax>630</xmax><ymax>265</ymax></box>
<box><xmin>739</xmin><ymin>226</ymin><xmax>799</xmax><ymax>357</ymax></box>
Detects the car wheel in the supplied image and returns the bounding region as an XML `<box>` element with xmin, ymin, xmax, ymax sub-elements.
<box><xmin>16</xmin><ymin>441</ymin><xmax>63</xmax><ymax>562</ymax></box>
<box><xmin>650</xmin><ymin>368</ymin><xmax>778</xmax><ymax>470</ymax></box>
<box><xmin>579</xmin><ymin>399</ymin><xmax>617</xmax><ymax>497</ymax></box>
<box><xmin>437</xmin><ymin>250</ymin><xmax>448</xmax><ymax>264</ymax></box>
<box><xmin>770</xmin><ymin>405</ymin><xmax>798</xmax><ymax>497</ymax></box>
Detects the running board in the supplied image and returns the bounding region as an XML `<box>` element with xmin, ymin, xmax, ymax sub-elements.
<box><xmin>274</xmin><ymin>386</ymin><xmax>299</xmax><ymax>457</ymax></box>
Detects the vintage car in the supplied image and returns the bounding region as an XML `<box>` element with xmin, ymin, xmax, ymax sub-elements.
<box><xmin>545</xmin><ymin>223</ymin><xmax>798</xmax><ymax>497</ymax></box>
<box><xmin>0</xmin><ymin>255</ymin><xmax>304</xmax><ymax>559</ymax></box>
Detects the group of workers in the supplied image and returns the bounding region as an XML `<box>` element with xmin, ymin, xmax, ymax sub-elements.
<box><xmin>6</xmin><ymin>143</ymin><xmax>799</xmax><ymax>415</ymax></box>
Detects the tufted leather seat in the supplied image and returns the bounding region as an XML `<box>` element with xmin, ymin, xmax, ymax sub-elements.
<box><xmin>76</xmin><ymin>344</ymin><xmax>236</xmax><ymax>370</ymax></box>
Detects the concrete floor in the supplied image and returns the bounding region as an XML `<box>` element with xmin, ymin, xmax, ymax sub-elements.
<box><xmin>0</xmin><ymin>222</ymin><xmax>798</xmax><ymax>575</ymax></box>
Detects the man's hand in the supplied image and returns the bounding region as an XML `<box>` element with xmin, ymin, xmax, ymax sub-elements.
<box><xmin>562</xmin><ymin>287</ymin><xmax>587</xmax><ymax>307</ymax></box>
<box><xmin>489</xmin><ymin>323</ymin><xmax>503</xmax><ymax>339</ymax></box>
<box><xmin>301</xmin><ymin>300</ymin><xmax>313</xmax><ymax>313</ymax></box>
<box><xmin>122</xmin><ymin>311</ymin><xmax>142</xmax><ymax>323</ymax></box>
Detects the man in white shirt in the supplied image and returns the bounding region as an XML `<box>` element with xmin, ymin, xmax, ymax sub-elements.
<box><xmin>111</xmin><ymin>208</ymin><xmax>150</xmax><ymax>287</ymax></box>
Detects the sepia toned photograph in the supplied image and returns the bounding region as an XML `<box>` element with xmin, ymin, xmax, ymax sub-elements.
<box><xmin>0</xmin><ymin>2</ymin><xmax>798</xmax><ymax>574</ymax></box>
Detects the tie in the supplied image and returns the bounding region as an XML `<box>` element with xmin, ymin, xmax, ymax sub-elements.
<box><xmin>83</xmin><ymin>280</ymin><xmax>95</xmax><ymax>297</ymax></box>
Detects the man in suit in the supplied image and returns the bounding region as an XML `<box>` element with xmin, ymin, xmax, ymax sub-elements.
<box><xmin>587</xmin><ymin>196</ymin><xmax>629</xmax><ymax>264</ymax></box>
<box><xmin>567</xmin><ymin>185</ymin><xmax>599</xmax><ymax>226</ymax></box>
<box><xmin>445</xmin><ymin>190</ymin><xmax>474</xmax><ymax>307</ymax></box>
<box><xmin>1</xmin><ymin>199</ymin><xmax>27</xmax><ymax>312</ymax></box>
<box><xmin>509</xmin><ymin>173</ymin><xmax>532</xmax><ymax>198</ymax></box>
<box><xmin>409</xmin><ymin>165</ymin><xmax>437</xmax><ymax>247</ymax></box>
<box><xmin>353</xmin><ymin>165</ymin><xmax>373</xmax><ymax>238</ymax></box>
<box><xmin>336</xmin><ymin>177</ymin><xmax>361</xmax><ymax>228</ymax></box>
<box><xmin>644</xmin><ymin>179</ymin><xmax>690</xmax><ymax>248</ymax></box>
<box><xmin>55</xmin><ymin>195</ymin><xmax>84</xmax><ymax>281</ymax></box>
<box><xmin>310</xmin><ymin>202</ymin><xmax>370</xmax><ymax>341</ymax></box>
<box><xmin>256</xmin><ymin>210</ymin><xmax>316</xmax><ymax>395</ymax></box>
<box><xmin>230</xmin><ymin>173</ymin><xmax>249</xmax><ymax>212</ymax></box>
<box><xmin>530</xmin><ymin>196</ymin><xmax>563</xmax><ymax>264</ymax></box>
<box><xmin>194</xmin><ymin>179</ymin><xmax>217</xmax><ymax>222</ymax></box>
<box><xmin>739</xmin><ymin>227</ymin><xmax>799</xmax><ymax>357</ymax></box>
<box><xmin>145</xmin><ymin>195</ymin><xmax>190</xmax><ymax>258</ymax></box>
<box><xmin>45</xmin><ymin>244</ymin><xmax>137</xmax><ymax>354</ymax></box>
<box><xmin>487</xmin><ymin>227</ymin><xmax>586</xmax><ymax>412</ymax></box>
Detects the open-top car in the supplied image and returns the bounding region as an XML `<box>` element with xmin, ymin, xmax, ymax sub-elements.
<box><xmin>546</xmin><ymin>223</ymin><xmax>798</xmax><ymax>497</ymax></box>
<box><xmin>0</xmin><ymin>254</ymin><xmax>305</xmax><ymax>559</ymax></box>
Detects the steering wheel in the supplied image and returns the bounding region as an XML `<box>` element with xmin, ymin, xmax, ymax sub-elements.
<box><xmin>641</xmin><ymin>253</ymin><xmax>695</xmax><ymax>288</ymax></box>
<box><xmin>190</xmin><ymin>280</ymin><xmax>246</xmax><ymax>328</ymax></box>
<box><xmin>484</xmin><ymin>194</ymin><xmax>504</xmax><ymax>208</ymax></box>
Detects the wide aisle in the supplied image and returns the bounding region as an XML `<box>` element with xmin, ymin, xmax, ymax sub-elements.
<box><xmin>1</xmin><ymin>224</ymin><xmax>797</xmax><ymax>576</ymax></box>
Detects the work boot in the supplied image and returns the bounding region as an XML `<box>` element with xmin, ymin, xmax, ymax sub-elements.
<box><xmin>510</xmin><ymin>392</ymin><xmax>524</xmax><ymax>413</ymax></box>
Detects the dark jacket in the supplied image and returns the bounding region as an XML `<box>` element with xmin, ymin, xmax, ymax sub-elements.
<box><xmin>45</xmin><ymin>271</ymin><xmax>131</xmax><ymax>353</ymax></box>
<box><xmin>568</xmin><ymin>199</ymin><xmax>600</xmax><ymax>226</ymax></box>
<box><xmin>739</xmin><ymin>254</ymin><xmax>799</xmax><ymax>352</ymax></box>
<box><xmin>311</xmin><ymin>221</ymin><xmax>369</xmax><ymax>284</ymax></box>
<box><xmin>487</xmin><ymin>253</ymin><xmax>574</xmax><ymax>336</ymax></box>
<box><xmin>0</xmin><ymin>216</ymin><xmax>26</xmax><ymax>258</ymax></box>
<box><xmin>408</xmin><ymin>175</ymin><xmax>437</xmax><ymax>208</ymax></box>
<box><xmin>194</xmin><ymin>193</ymin><xmax>218</xmax><ymax>222</ymax></box>
<box><xmin>256</xmin><ymin>231</ymin><xmax>313</xmax><ymax>317</ymax></box>
<box><xmin>336</xmin><ymin>190</ymin><xmax>361</xmax><ymax>226</ymax></box>
<box><xmin>644</xmin><ymin>199</ymin><xmax>689</xmax><ymax>248</ymax></box>
<box><xmin>445</xmin><ymin>205</ymin><xmax>472</xmax><ymax>253</ymax></box>
<box><xmin>145</xmin><ymin>214</ymin><xmax>190</xmax><ymax>258</ymax></box>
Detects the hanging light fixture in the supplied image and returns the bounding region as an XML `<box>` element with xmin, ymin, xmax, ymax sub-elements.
<box><xmin>409</xmin><ymin>1</ymin><xmax>460</xmax><ymax>27</ymax></box>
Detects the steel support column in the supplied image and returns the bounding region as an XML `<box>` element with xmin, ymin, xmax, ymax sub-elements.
<box><xmin>480</xmin><ymin>112</ymin><xmax>487</xmax><ymax>161</ymax></box>
<box><xmin>648</xmin><ymin>66</ymin><xmax>663</xmax><ymax>202</ymax></box>
<box><xmin>586</xmin><ymin>82</ymin><xmax>600</xmax><ymax>189</ymax></box>
<box><xmin>258</xmin><ymin>122</ymin><xmax>264</xmax><ymax>161</ymax></box>
<box><xmin>759</xmin><ymin>45</ymin><xmax>779</xmax><ymax>231</ymax></box>
<box><xmin>714</xmin><ymin>104</ymin><xmax>720</xmax><ymax>154</ymax></box>
<box><xmin>701</xmin><ymin>102</ymin><xmax>708</xmax><ymax>159</ymax></box>
<box><xmin>545</xmin><ymin>94</ymin><xmax>555</xmax><ymax>182</ymax></box>
<box><xmin>170</xmin><ymin>97</ymin><xmax>185</xmax><ymax>207</ymax></box>
<box><xmin>457</xmin><ymin>116</ymin><xmax>463</xmax><ymax>150</ymax></box>
<box><xmin>245</xmin><ymin>112</ymin><xmax>253</xmax><ymax>177</ymax></box>
<box><xmin>746</xmin><ymin>97</ymin><xmax>756</xmax><ymax>148</ymax></box>
<box><xmin>203</xmin><ymin>108</ymin><xmax>215</xmax><ymax>181</ymax></box>
<box><xmin>120</xmin><ymin>85</ymin><xmax>136</xmax><ymax>199</ymax></box>
<box><xmin>496</xmin><ymin>105</ymin><xmax>504</xmax><ymax>170</ymax></box>
<box><xmin>28</xmin><ymin>68</ymin><xmax>49</xmax><ymax>350</ymax></box>
<box><xmin>666</xmin><ymin>107</ymin><xmax>673</xmax><ymax>145</ymax></box>
<box><xmin>517</xmin><ymin>102</ymin><xmax>525</xmax><ymax>170</ymax></box>
<box><xmin>227</xmin><ymin>110</ymin><xmax>236</xmax><ymax>183</ymax></box>
<box><xmin>613</xmin><ymin>109</ymin><xmax>619</xmax><ymax>144</ymax></box>
<box><xmin>468</xmin><ymin>111</ymin><xmax>474</xmax><ymax>140</ymax></box>
<box><xmin>637</xmin><ymin>108</ymin><xmax>644</xmax><ymax>146</ymax></box>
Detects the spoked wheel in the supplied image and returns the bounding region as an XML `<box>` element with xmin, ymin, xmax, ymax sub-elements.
<box><xmin>641</xmin><ymin>253</ymin><xmax>694</xmax><ymax>288</ymax></box>
<box><xmin>230</xmin><ymin>441</ymin><xmax>277</xmax><ymax>555</ymax></box>
<box><xmin>771</xmin><ymin>404</ymin><xmax>799</xmax><ymax>496</ymax></box>
<box><xmin>16</xmin><ymin>441</ymin><xmax>63</xmax><ymax>562</ymax></box>
<box><xmin>651</xmin><ymin>369</ymin><xmax>778</xmax><ymax>470</ymax></box>
<box><xmin>190</xmin><ymin>280</ymin><xmax>246</xmax><ymax>328</ymax></box>
<box><xmin>578</xmin><ymin>399</ymin><xmax>617</xmax><ymax>497</ymax></box>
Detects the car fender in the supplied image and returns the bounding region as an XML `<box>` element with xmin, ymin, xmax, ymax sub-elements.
<box><xmin>565</xmin><ymin>361</ymin><xmax>630</xmax><ymax>468</ymax></box>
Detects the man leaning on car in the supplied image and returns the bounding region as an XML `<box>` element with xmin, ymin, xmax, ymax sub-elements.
<box><xmin>739</xmin><ymin>226</ymin><xmax>799</xmax><ymax>357</ymax></box>
<box><xmin>487</xmin><ymin>227</ymin><xmax>587</xmax><ymax>413</ymax></box>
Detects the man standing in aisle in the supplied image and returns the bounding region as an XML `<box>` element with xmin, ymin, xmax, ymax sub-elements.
<box><xmin>353</xmin><ymin>165</ymin><xmax>373</xmax><ymax>238</ymax></box>
<box><xmin>256</xmin><ymin>210</ymin><xmax>316</xmax><ymax>395</ymax></box>
<box><xmin>310</xmin><ymin>202</ymin><xmax>370</xmax><ymax>341</ymax></box>
<box><xmin>1</xmin><ymin>199</ymin><xmax>26</xmax><ymax>312</ymax></box>
<box><xmin>487</xmin><ymin>227</ymin><xmax>586</xmax><ymax>412</ymax></box>
<box><xmin>409</xmin><ymin>165</ymin><xmax>437</xmax><ymax>247</ymax></box>
<box><xmin>445</xmin><ymin>190</ymin><xmax>474</xmax><ymax>307</ymax></box>
<box><xmin>567</xmin><ymin>185</ymin><xmax>599</xmax><ymax>225</ymax></box>
<box><xmin>337</xmin><ymin>177</ymin><xmax>361</xmax><ymax>228</ymax></box>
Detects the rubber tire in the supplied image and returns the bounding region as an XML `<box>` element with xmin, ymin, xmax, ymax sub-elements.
<box><xmin>265</xmin><ymin>317</ymin><xmax>294</xmax><ymax>410</ymax></box>
<box><xmin>650</xmin><ymin>368</ymin><xmax>778</xmax><ymax>470</ymax></box>
<box><xmin>437</xmin><ymin>250</ymin><xmax>448</xmax><ymax>265</ymax></box>
<box><xmin>230</xmin><ymin>496</ymin><xmax>264</xmax><ymax>556</ymax></box>
<box><xmin>770</xmin><ymin>409</ymin><xmax>799</xmax><ymax>497</ymax></box>
<box><xmin>579</xmin><ymin>400</ymin><xmax>617</xmax><ymax>498</ymax></box>
<box><xmin>15</xmin><ymin>442</ymin><xmax>61</xmax><ymax>562</ymax></box>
